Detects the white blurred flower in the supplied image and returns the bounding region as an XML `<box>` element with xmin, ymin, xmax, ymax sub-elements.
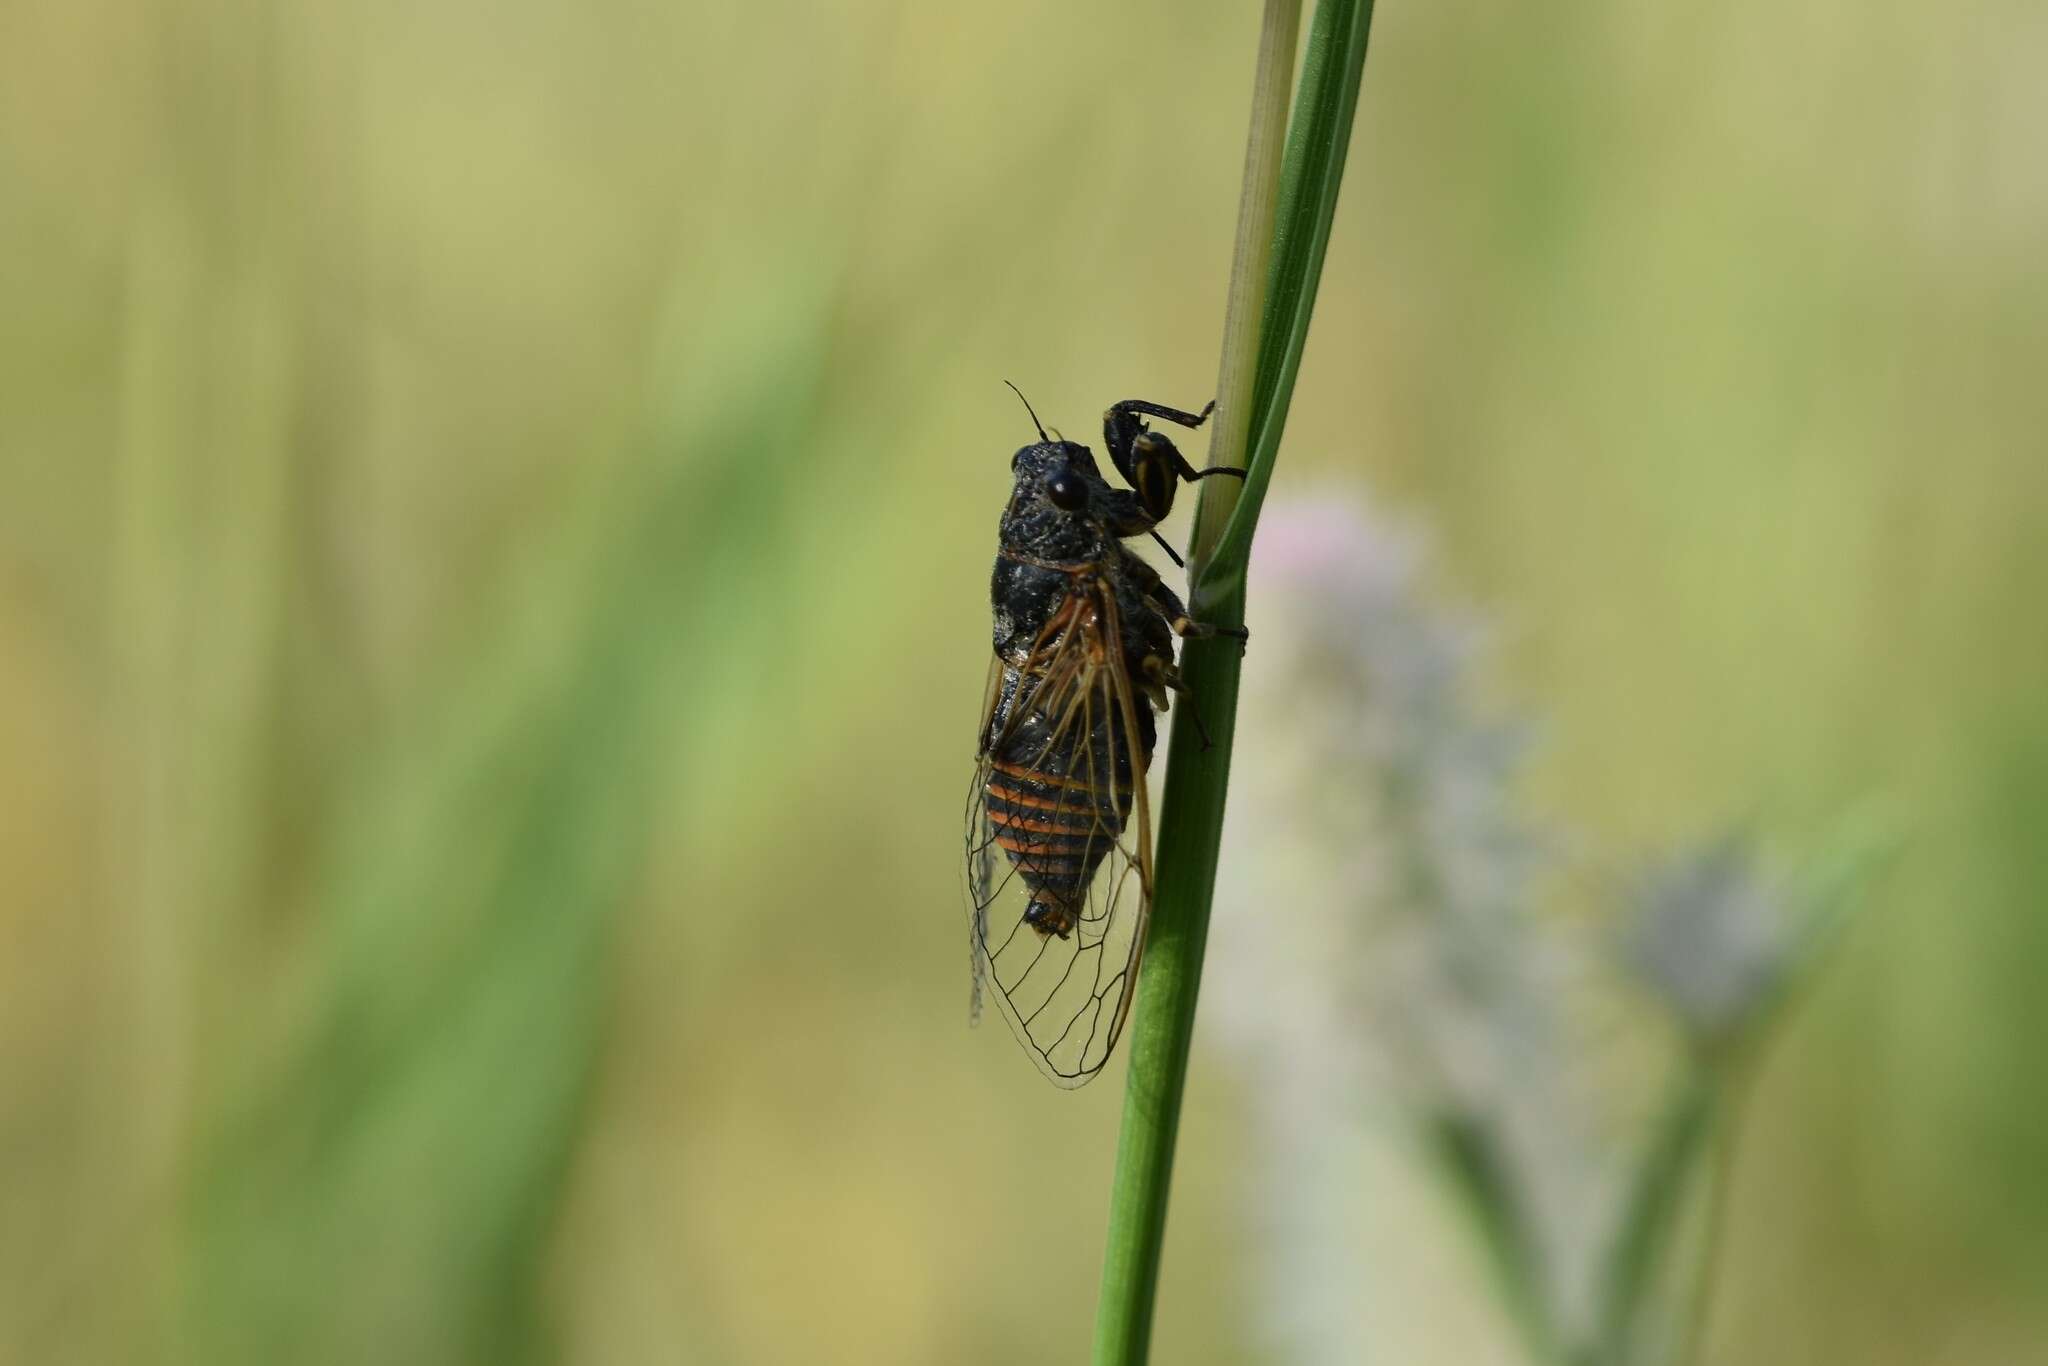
<box><xmin>1209</xmin><ymin>486</ymin><xmax>1610</xmax><ymax>1358</ymax></box>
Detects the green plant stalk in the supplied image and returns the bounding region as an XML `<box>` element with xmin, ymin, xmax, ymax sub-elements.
<box><xmin>1092</xmin><ymin>1</ymin><xmax>1377</xmax><ymax>1361</ymax></box>
<box><xmin>1588</xmin><ymin>1070</ymin><xmax>1719</xmax><ymax>1366</ymax></box>
<box><xmin>1430</xmin><ymin>1112</ymin><xmax>1567</xmax><ymax>1365</ymax></box>
<box><xmin>1203</xmin><ymin>0</ymin><xmax>1378</xmax><ymax>607</ymax></box>
<box><xmin>1090</xmin><ymin>590</ymin><xmax>1251</xmax><ymax>1366</ymax></box>
<box><xmin>1182</xmin><ymin>0</ymin><xmax>1302</xmax><ymax>572</ymax></box>
<box><xmin>1091</xmin><ymin>8</ymin><xmax>1296</xmax><ymax>1354</ymax></box>
<box><xmin>1672</xmin><ymin>1102</ymin><xmax>1739</xmax><ymax>1366</ymax></box>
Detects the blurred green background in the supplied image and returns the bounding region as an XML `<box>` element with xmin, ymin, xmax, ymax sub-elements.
<box><xmin>3</xmin><ymin>0</ymin><xmax>2044</xmax><ymax>1362</ymax></box>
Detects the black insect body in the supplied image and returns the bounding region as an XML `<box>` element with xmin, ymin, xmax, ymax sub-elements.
<box><xmin>967</xmin><ymin>396</ymin><xmax>1245</xmax><ymax>1087</ymax></box>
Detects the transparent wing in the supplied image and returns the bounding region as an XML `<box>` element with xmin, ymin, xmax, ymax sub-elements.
<box><xmin>965</xmin><ymin>576</ymin><xmax>1155</xmax><ymax>1088</ymax></box>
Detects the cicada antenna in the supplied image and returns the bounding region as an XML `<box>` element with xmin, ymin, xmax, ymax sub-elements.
<box><xmin>1003</xmin><ymin>380</ymin><xmax>1051</xmax><ymax>444</ymax></box>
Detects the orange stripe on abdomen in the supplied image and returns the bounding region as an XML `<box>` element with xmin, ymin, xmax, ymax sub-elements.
<box><xmin>986</xmin><ymin>805</ymin><xmax>1099</xmax><ymax>837</ymax></box>
<box><xmin>990</xmin><ymin>758</ymin><xmax>1131</xmax><ymax>799</ymax></box>
<box><xmin>994</xmin><ymin>836</ymin><xmax>1095</xmax><ymax>867</ymax></box>
<box><xmin>983</xmin><ymin>780</ymin><xmax>1096</xmax><ymax>813</ymax></box>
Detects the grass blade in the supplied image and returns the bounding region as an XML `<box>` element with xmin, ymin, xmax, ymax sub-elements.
<box><xmin>1092</xmin><ymin>3</ymin><xmax>1378</xmax><ymax>1361</ymax></box>
<box><xmin>1203</xmin><ymin>0</ymin><xmax>1378</xmax><ymax>605</ymax></box>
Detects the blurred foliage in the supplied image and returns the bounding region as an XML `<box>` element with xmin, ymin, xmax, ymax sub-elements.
<box><xmin>1</xmin><ymin>1</ymin><xmax>2044</xmax><ymax>1364</ymax></box>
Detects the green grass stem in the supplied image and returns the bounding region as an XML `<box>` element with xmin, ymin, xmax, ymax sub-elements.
<box><xmin>1588</xmin><ymin>1072</ymin><xmax>1720</xmax><ymax>1366</ymax></box>
<box><xmin>1091</xmin><ymin>2</ymin><xmax>1378</xmax><ymax>1361</ymax></box>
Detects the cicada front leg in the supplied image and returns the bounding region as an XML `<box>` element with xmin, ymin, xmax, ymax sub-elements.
<box><xmin>1102</xmin><ymin>398</ymin><xmax>1248</xmax><ymax>569</ymax></box>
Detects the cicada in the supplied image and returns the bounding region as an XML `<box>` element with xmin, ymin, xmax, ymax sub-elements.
<box><xmin>966</xmin><ymin>387</ymin><xmax>1246</xmax><ymax>1086</ymax></box>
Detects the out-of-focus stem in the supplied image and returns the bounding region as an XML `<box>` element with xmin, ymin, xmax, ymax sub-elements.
<box><xmin>1590</xmin><ymin>1072</ymin><xmax>1719</xmax><ymax>1366</ymax></box>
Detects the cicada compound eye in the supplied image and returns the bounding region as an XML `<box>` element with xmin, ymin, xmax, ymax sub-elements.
<box><xmin>1045</xmin><ymin>467</ymin><xmax>1088</xmax><ymax>511</ymax></box>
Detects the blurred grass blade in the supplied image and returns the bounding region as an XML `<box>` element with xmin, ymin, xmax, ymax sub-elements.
<box><xmin>185</xmin><ymin>485</ymin><xmax>672</xmax><ymax>1366</ymax></box>
<box><xmin>1591</xmin><ymin>1072</ymin><xmax>1718</xmax><ymax>1366</ymax></box>
<box><xmin>106</xmin><ymin>18</ymin><xmax>305</xmax><ymax>1349</ymax></box>
<box><xmin>1094</xmin><ymin>3</ymin><xmax>1377</xmax><ymax>1362</ymax></box>
<box><xmin>185</xmin><ymin>302</ymin><xmax>830</xmax><ymax>1366</ymax></box>
<box><xmin>1428</xmin><ymin>1112</ymin><xmax>1563</xmax><ymax>1364</ymax></box>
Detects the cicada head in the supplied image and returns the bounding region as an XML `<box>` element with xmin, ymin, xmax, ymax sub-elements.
<box><xmin>1009</xmin><ymin>439</ymin><xmax>1105</xmax><ymax>510</ymax></box>
<box><xmin>1002</xmin><ymin>439</ymin><xmax>1159</xmax><ymax>561</ymax></box>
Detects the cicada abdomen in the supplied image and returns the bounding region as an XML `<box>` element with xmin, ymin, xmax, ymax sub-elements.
<box><xmin>967</xmin><ymin>572</ymin><xmax>1157</xmax><ymax>1087</ymax></box>
<box><xmin>982</xmin><ymin>660</ymin><xmax>1150</xmax><ymax>939</ymax></box>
